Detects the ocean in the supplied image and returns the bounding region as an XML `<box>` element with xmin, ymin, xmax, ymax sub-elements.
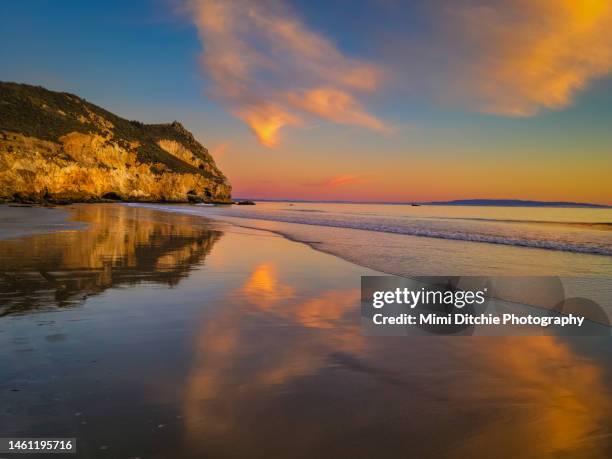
<box><xmin>132</xmin><ymin>201</ymin><xmax>612</xmax><ymax>277</ymax></box>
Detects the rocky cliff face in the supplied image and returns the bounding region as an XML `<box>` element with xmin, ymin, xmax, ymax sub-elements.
<box><xmin>0</xmin><ymin>82</ymin><xmax>231</xmax><ymax>203</ymax></box>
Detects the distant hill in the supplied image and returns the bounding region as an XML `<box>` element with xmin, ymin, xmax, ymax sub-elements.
<box><xmin>0</xmin><ymin>82</ymin><xmax>231</xmax><ymax>203</ymax></box>
<box><xmin>424</xmin><ymin>199</ymin><xmax>610</xmax><ymax>208</ymax></box>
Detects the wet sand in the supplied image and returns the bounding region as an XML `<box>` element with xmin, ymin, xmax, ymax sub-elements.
<box><xmin>1</xmin><ymin>204</ymin><xmax>612</xmax><ymax>458</ymax></box>
<box><xmin>0</xmin><ymin>204</ymin><xmax>84</xmax><ymax>241</ymax></box>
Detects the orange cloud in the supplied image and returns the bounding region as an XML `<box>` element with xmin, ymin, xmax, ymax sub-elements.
<box><xmin>187</xmin><ymin>0</ymin><xmax>387</xmax><ymax>146</ymax></box>
<box><xmin>233</xmin><ymin>103</ymin><xmax>301</xmax><ymax>148</ymax></box>
<box><xmin>302</xmin><ymin>174</ymin><xmax>368</xmax><ymax>188</ymax></box>
<box><xmin>286</xmin><ymin>88</ymin><xmax>390</xmax><ymax>133</ymax></box>
<box><xmin>441</xmin><ymin>0</ymin><xmax>612</xmax><ymax>116</ymax></box>
<box><xmin>327</xmin><ymin>174</ymin><xmax>367</xmax><ymax>187</ymax></box>
<box><xmin>239</xmin><ymin>262</ymin><xmax>295</xmax><ymax>310</ymax></box>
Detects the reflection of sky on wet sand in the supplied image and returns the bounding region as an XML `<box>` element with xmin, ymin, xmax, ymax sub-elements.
<box><xmin>184</xmin><ymin>258</ymin><xmax>612</xmax><ymax>457</ymax></box>
<box><xmin>1</xmin><ymin>205</ymin><xmax>611</xmax><ymax>458</ymax></box>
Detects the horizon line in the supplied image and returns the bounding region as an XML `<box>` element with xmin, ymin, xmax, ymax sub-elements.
<box><xmin>232</xmin><ymin>198</ymin><xmax>612</xmax><ymax>208</ymax></box>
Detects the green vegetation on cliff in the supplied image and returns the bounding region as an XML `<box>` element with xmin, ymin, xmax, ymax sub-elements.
<box><xmin>0</xmin><ymin>82</ymin><xmax>231</xmax><ymax>203</ymax></box>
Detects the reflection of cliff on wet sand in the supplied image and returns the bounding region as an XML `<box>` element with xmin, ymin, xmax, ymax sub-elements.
<box><xmin>183</xmin><ymin>260</ymin><xmax>612</xmax><ymax>458</ymax></box>
<box><xmin>0</xmin><ymin>204</ymin><xmax>222</xmax><ymax>316</ymax></box>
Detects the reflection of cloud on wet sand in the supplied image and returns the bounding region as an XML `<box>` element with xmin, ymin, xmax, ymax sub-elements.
<box><xmin>183</xmin><ymin>262</ymin><xmax>363</xmax><ymax>437</ymax></box>
<box><xmin>237</xmin><ymin>262</ymin><xmax>295</xmax><ymax>310</ymax></box>
<box><xmin>183</xmin><ymin>262</ymin><xmax>612</xmax><ymax>456</ymax></box>
<box><xmin>237</xmin><ymin>262</ymin><xmax>358</xmax><ymax>330</ymax></box>
<box><xmin>448</xmin><ymin>337</ymin><xmax>612</xmax><ymax>457</ymax></box>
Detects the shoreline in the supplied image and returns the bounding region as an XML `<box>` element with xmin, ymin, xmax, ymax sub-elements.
<box><xmin>125</xmin><ymin>203</ymin><xmax>612</xmax><ymax>271</ymax></box>
<box><xmin>126</xmin><ymin>202</ymin><xmax>612</xmax><ymax>257</ymax></box>
<box><xmin>124</xmin><ymin>203</ymin><xmax>612</xmax><ymax>324</ymax></box>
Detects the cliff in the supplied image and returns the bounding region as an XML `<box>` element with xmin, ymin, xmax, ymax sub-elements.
<box><xmin>0</xmin><ymin>82</ymin><xmax>231</xmax><ymax>203</ymax></box>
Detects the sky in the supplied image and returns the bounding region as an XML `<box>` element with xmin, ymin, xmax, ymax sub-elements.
<box><xmin>1</xmin><ymin>0</ymin><xmax>611</xmax><ymax>204</ymax></box>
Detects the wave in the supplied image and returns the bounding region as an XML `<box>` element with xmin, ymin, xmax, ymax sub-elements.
<box><xmin>229</xmin><ymin>215</ymin><xmax>612</xmax><ymax>256</ymax></box>
<box><xmin>436</xmin><ymin>216</ymin><xmax>612</xmax><ymax>230</ymax></box>
<box><xmin>282</xmin><ymin>209</ymin><xmax>326</xmax><ymax>213</ymax></box>
<box><xmin>129</xmin><ymin>204</ymin><xmax>612</xmax><ymax>257</ymax></box>
<box><xmin>279</xmin><ymin>208</ymin><xmax>612</xmax><ymax>230</ymax></box>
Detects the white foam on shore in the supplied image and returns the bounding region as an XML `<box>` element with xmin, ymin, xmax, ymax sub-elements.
<box><xmin>128</xmin><ymin>203</ymin><xmax>612</xmax><ymax>257</ymax></box>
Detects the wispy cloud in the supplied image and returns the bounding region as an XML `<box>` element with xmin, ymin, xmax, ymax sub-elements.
<box><xmin>286</xmin><ymin>89</ymin><xmax>390</xmax><ymax>133</ymax></box>
<box><xmin>187</xmin><ymin>0</ymin><xmax>387</xmax><ymax>146</ymax></box>
<box><xmin>187</xmin><ymin>0</ymin><xmax>612</xmax><ymax>144</ymax></box>
<box><xmin>302</xmin><ymin>174</ymin><xmax>368</xmax><ymax>188</ymax></box>
<box><xmin>430</xmin><ymin>0</ymin><xmax>612</xmax><ymax>116</ymax></box>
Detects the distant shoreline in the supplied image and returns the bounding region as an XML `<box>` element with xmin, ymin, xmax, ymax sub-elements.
<box><xmin>233</xmin><ymin>198</ymin><xmax>612</xmax><ymax>209</ymax></box>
